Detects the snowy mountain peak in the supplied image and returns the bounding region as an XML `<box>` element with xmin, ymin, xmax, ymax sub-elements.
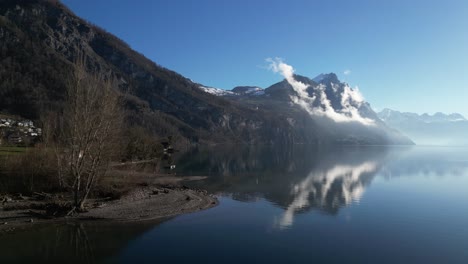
<box><xmin>198</xmin><ymin>70</ymin><xmax>376</xmax><ymax>126</ymax></box>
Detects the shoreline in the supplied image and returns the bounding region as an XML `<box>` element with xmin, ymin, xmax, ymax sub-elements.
<box><xmin>0</xmin><ymin>184</ymin><xmax>218</xmax><ymax>234</ymax></box>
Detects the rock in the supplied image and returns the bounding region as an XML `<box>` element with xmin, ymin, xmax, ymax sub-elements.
<box><xmin>19</xmin><ymin>195</ymin><xmax>29</xmax><ymax>200</ymax></box>
<box><xmin>152</xmin><ymin>190</ymin><xmax>159</xmax><ymax>195</ymax></box>
<box><xmin>185</xmin><ymin>196</ymin><xmax>191</xmax><ymax>201</ymax></box>
<box><xmin>29</xmin><ymin>219</ymin><xmax>34</xmax><ymax>223</ymax></box>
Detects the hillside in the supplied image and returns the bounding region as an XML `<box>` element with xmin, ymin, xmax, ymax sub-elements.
<box><xmin>0</xmin><ymin>0</ymin><xmax>412</xmax><ymax>146</ymax></box>
<box><xmin>0</xmin><ymin>0</ymin><xmax>294</xmax><ymax>145</ymax></box>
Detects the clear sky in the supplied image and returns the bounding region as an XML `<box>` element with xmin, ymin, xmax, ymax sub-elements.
<box><xmin>61</xmin><ymin>0</ymin><xmax>468</xmax><ymax>116</ymax></box>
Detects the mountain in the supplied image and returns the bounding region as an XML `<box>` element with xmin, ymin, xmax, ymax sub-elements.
<box><xmin>202</xmin><ymin>73</ymin><xmax>413</xmax><ymax>145</ymax></box>
<box><xmin>0</xmin><ymin>0</ymin><xmax>291</xmax><ymax>146</ymax></box>
<box><xmin>0</xmin><ymin>0</ymin><xmax>412</xmax><ymax>146</ymax></box>
<box><xmin>379</xmin><ymin>109</ymin><xmax>467</xmax><ymax>123</ymax></box>
<box><xmin>378</xmin><ymin>109</ymin><xmax>468</xmax><ymax>146</ymax></box>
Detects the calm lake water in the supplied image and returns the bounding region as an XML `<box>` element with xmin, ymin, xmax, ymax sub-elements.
<box><xmin>1</xmin><ymin>145</ymin><xmax>468</xmax><ymax>263</ymax></box>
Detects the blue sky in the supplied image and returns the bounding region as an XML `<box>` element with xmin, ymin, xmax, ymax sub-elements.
<box><xmin>62</xmin><ymin>0</ymin><xmax>468</xmax><ymax>116</ymax></box>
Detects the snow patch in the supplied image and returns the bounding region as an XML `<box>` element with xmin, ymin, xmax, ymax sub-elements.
<box><xmin>199</xmin><ymin>86</ymin><xmax>235</xmax><ymax>96</ymax></box>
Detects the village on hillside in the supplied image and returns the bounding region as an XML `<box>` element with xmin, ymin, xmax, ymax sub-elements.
<box><xmin>0</xmin><ymin>117</ymin><xmax>42</xmax><ymax>146</ymax></box>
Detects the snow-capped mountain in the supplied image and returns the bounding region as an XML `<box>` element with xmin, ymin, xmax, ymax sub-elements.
<box><xmin>199</xmin><ymin>73</ymin><xmax>379</xmax><ymax>125</ymax></box>
<box><xmin>379</xmin><ymin>109</ymin><xmax>467</xmax><ymax>123</ymax></box>
<box><xmin>378</xmin><ymin>109</ymin><xmax>468</xmax><ymax>146</ymax></box>
<box><xmin>197</xmin><ymin>72</ymin><xmax>413</xmax><ymax>145</ymax></box>
<box><xmin>294</xmin><ymin>73</ymin><xmax>377</xmax><ymax>125</ymax></box>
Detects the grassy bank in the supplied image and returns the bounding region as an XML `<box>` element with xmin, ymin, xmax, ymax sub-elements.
<box><xmin>0</xmin><ymin>147</ymin><xmax>28</xmax><ymax>156</ymax></box>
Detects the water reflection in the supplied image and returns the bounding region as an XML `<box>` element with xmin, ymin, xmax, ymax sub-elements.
<box><xmin>176</xmin><ymin>146</ymin><xmax>389</xmax><ymax>226</ymax></box>
<box><xmin>0</xmin><ymin>220</ymin><xmax>166</xmax><ymax>263</ymax></box>
<box><xmin>2</xmin><ymin>146</ymin><xmax>468</xmax><ymax>263</ymax></box>
<box><xmin>177</xmin><ymin>145</ymin><xmax>468</xmax><ymax>228</ymax></box>
<box><xmin>381</xmin><ymin>147</ymin><xmax>468</xmax><ymax>178</ymax></box>
<box><xmin>278</xmin><ymin>161</ymin><xmax>378</xmax><ymax>228</ymax></box>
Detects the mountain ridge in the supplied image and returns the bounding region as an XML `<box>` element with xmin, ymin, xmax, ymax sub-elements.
<box><xmin>198</xmin><ymin>73</ymin><xmax>413</xmax><ymax>145</ymax></box>
<box><xmin>1</xmin><ymin>0</ymin><xmax>292</xmax><ymax>146</ymax></box>
<box><xmin>379</xmin><ymin>108</ymin><xmax>467</xmax><ymax>123</ymax></box>
<box><xmin>0</xmin><ymin>0</ymin><xmax>413</xmax><ymax>146</ymax></box>
<box><xmin>378</xmin><ymin>109</ymin><xmax>468</xmax><ymax>146</ymax></box>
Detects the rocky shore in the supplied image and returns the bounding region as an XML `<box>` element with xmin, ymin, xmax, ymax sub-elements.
<box><xmin>0</xmin><ymin>185</ymin><xmax>218</xmax><ymax>234</ymax></box>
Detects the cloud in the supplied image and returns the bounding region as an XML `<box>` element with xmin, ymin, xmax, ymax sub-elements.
<box><xmin>344</xmin><ymin>69</ymin><xmax>352</xmax><ymax>75</ymax></box>
<box><xmin>266</xmin><ymin>58</ymin><xmax>374</xmax><ymax>125</ymax></box>
<box><xmin>266</xmin><ymin>58</ymin><xmax>309</xmax><ymax>97</ymax></box>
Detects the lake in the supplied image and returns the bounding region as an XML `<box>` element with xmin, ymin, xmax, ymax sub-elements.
<box><xmin>1</xmin><ymin>145</ymin><xmax>468</xmax><ymax>263</ymax></box>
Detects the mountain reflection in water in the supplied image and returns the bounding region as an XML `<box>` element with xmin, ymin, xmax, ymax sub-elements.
<box><xmin>175</xmin><ymin>146</ymin><xmax>386</xmax><ymax>226</ymax></box>
<box><xmin>278</xmin><ymin>161</ymin><xmax>378</xmax><ymax>228</ymax></box>
<box><xmin>176</xmin><ymin>145</ymin><xmax>468</xmax><ymax>229</ymax></box>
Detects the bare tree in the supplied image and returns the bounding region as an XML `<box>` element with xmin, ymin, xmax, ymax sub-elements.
<box><xmin>56</xmin><ymin>61</ymin><xmax>123</xmax><ymax>213</ymax></box>
<box><xmin>0</xmin><ymin>129</ymin><xmax>4</xmax><ymax>146</ymax></box>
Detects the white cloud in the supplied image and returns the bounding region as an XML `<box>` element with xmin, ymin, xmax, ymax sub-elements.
<box><xmin>266</xmin><ymin>58</ymin><xmax>374</xmax><ymax>125</ymax></box>
<box><xmin>266</xmin><ymin>58</ymin><xmax>309</xmax><ymax>98</ymax></box>
<box><xmin>344</xmin><ymin>69</ymin><xmax>352</xmax><ymax>75</ymax></box>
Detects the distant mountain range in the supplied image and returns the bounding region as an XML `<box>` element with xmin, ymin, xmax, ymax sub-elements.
<box><xmin>0</xmin><ymin>0</ymin><xmax>412</xmax><ymax>146</ymax></box>
<box><xmin>379</xmin><ymin>109</ymin><xmax>466</xmax><ymax>123</ymax></box>
<box><xmin>378</xmin><ymin>109</ymin><xmax>468</xmax><ymax>146</ymax></box>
